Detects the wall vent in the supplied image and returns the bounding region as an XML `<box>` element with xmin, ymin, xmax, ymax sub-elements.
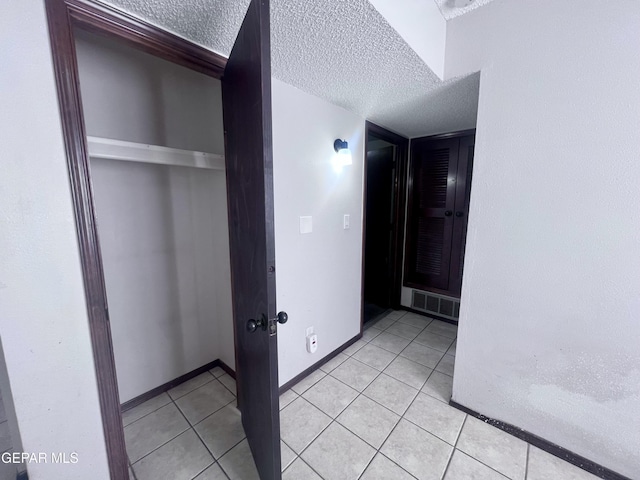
<box><xmin>412</xmin><ymin>291</ymin><xmax>427</xmax><ymax>310</ymax></box>
<box><xmin>411</xmin><ymin>289</ymin><xmax>460</xmax><ymax>321</ymax></box>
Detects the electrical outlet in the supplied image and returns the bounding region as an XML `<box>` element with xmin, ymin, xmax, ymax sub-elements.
<box><xmin>306</xmin><ymin>334</ymin><xmax>318</xmax><ymax>353</ymax></box>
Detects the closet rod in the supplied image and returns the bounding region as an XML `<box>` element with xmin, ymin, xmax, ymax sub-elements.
<box><xmin>87</xmin><ymin>136</ymin><xmax>225</xmax><ymax>170</ymax></box>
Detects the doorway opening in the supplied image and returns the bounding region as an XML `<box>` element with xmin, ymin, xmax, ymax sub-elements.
<box><xmin>45</xmin><ymin>1</ymin><xmax>281</xmax><ymax>478</ymax></box>
<box><xmin>74</xmin><ymin>28</ymin><xmax>244</xmax><ymax>479</ymax></box>
<box><xmin>361</xmin><ymin>123</ymin><xmax>409</xmax><ymax>326</ymax></box>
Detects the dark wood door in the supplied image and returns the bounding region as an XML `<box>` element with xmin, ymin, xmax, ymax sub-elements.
<box><xmin>222</xmin><ymin>0</ymin><xmax>281</xmax><ymax>478</ymax></box>
<box><xmin>364</xmin><ymin>146</ymin><xmax>396</xmax><ymax>308</ymax></box>
<box><xmin>449</xmin><ymin>136</ymin><xmax>475</xmax><ymax>294</ymax></box>
<box><xmin>405</xmin><ymin>137</ymin><xmax>459</xmax><ymax>291</ymax></box>
<box><xmin>404</xmin><ymin>133</ymin><xmax>475</xmax><ymax>297</ymax></box>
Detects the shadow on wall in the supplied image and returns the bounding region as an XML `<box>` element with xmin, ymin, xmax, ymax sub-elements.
<box><xmin>0</xmin><ymin>338</ymin><xmax>27</xmax><ymax>479</ymax></box>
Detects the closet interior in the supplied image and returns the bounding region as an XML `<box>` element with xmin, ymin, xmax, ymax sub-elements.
<box><xmin>74</xmin><ymin>29</ymin><xmax>235</xmax><ymax>409</ymax></box>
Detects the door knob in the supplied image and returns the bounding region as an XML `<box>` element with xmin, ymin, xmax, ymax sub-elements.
<box><xmin>247</xmin><ymin>311</ymin><xmax>288</xmax><ymax>333</ymax></box>
<box><xmin>455</xmin><ymin>211</ymin><xmax>464</xmax><ymax>217</ymax></box>
<box><xmin>445</xmin><ymin>210</ymin><xmax>453</xmax><ymax>217</ymax></box>
<box><xmin>246</xmin><ymin>317</ymin><xmax>265</xmax><ymax>333</ymax></box>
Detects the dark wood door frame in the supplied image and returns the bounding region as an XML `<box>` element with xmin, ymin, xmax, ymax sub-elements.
<box><xmin>44</xmin><ymin>1</ymin><xmax>227</xmax><ymax>478</ymax></box>
<box><xmin>361</xmin><ymin>122</ymin><xmax>409</xmax><ymax>331</ymax></box>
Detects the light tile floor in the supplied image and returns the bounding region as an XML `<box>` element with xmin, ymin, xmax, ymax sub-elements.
<box><xmin>0</xmin><ymin>389</ymin><xmax>21</xmax><ymax>480</ymax></box>
<box><xmin>124</xmin><ymin>367</ymin><xmax>250</xmax><ymax>480</ymax></box>
<box><xmin>124</xmin><ymin>310</ymin><xmax>600</xmax><ymax>480</ymax></box>
<box><xmin>280</xmin><ymin>310</ymin><xmax>600</xmax><ymax>480</ymax></box>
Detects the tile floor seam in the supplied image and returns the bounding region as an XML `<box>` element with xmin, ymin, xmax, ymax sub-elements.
<box><xmin>455</xmin><ymin>417</ymin><xmax>530</xmax><ymax>480</ymax></box>
<box><xmin>439</xmin><ymin>445</ymin><xmax>456</xmax><ymax>480</ymax></box>
<box><xmin>167</xmin><ymin>395</ymin><xmax>231</xmax><ymax>479</ymax></box>
<box><xmin>287</xmin><ymin>396</ymin><xmax>336</xmax><ymax>456</ymax></box>
<box><xmin>292</xmin><ymin>388</ymin><xmax>380</xmax><ymax>477</ymax></box>
<box><xmin>303</xmin><ymin>455</ymin><xmax>328</xmax><ymax>480</ymax></box>
<box><xmin>419</xmin><ymin>364</ymin><xmax>454</xmax><ymax>403</ymax></box>
<box><xmin>337</xmin><ymin>387</ymin><xmax>398</xmax><ymax>425</ymax></box>
<box><xmin>354</xmin><ymin>449</ymin><xmax>377</xmax><ymax>480</ymax></box>
<box><xmin>380</xmin><ymin>361</ymin><xmax>432</xmax><ymax>391</ymax></box>
<box><xmin>122</xmin><ymin>398</ymin><xmax>172</xmax><ymax>428</ymax></box>
<box><xmin>359</xmin><ymin>372</ymin><xmax>419</xmax><ymax>416</ymax></box>
<box><xmin>129</xmin><ymin>424</ymin><xmax>191</xmax><ymax>467</ymax></box>
<box><xmin>398</xmin><ymin>413</ymin><xmax>460</xmax><ymax>448</ymax></box>
<box><xmin>218</xmin><ymin>377</ymin><xmax>237</xmax><ymax>397</ymax></box>
<box><xmin>180</xmin><ymin>396</ymin><xmax>237</xmax><ymax>429</ymax></box>
<box><xmin>290</xmin><ymin>454</ymin><xmax>326</xmax><ymax>479</ymax></box>
<box><xmin>369</xmin><ymin>332</ymin><xmax>415</xmax><ymax>355</ymax></box>
<box><xmin>193</xmin><ymin>418</ymin><xmax>246</xmax><ymax>464</ymax></box>
<box><xmin>454</xmin><ymin>448</ymin><xmax>514</xmax><ymax>480</ymax></box>
<box><xmin>127</xmin><ymin>396</ymin><xmax>206</xmax><ymax>470</ymax></box>
<box><xmin>378</xmin><ymin>451</ymin><xmax>420</xmax><ymax>480</ymax></box>
<box><xmin>383</xmin><ymin>320</ymin><xmax>427</xmax><ymax>336</ymax></box>
<box><xmin>290</xmin><ymin>314</ymin><xmax>458</xmax><ymax>479</ymax></box>
<box><xmin>372</xmin><ymin>419</ymin><xmax>419</xmax><ymax>479</ymax></box>
<box><xmin>397</xmin><ymin>392</ymin><xmax>464</xmax><ymax>448</ymax></box>
<box><xmin>327</xmin><ymin>361</ymin><xmax>399</xmax><ymax>417</ymax></box>
<box><xmin>290</xmin><ymin>371</ymin><xmax>327</xmax><ymax>395</ymax></box>
<box><xmin>185</xmin><ymin>458</ymin><xmax>217</xmax><ymax>480</ymax></box>
<box><xmin>454</xmin><ymin>415</ymin><xmax>467</xmax><ymax>447</ymax></box>
<box><xmin>129</xmin><ymin>460</ymin><xmax>138</xmax><ymax>480</ymax></box>
<box><xmin>168</xmin><ymin>373</ymin><xmax>215</xmax><ymax>401</ymax></box>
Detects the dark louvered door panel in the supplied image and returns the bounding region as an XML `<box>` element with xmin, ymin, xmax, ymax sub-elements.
<box><xmin>417</xmin><ymin>148</ymin><xmax>449</xmax><ymax>208</ymax></box>
<box><xmin>416</xmin><ymin>217</ymin><xmax>445</xmax><ymax>275</ymax></box>
<box><xmin>405</xmin><ymin>138</ymin><xmax>458</xmax><ymax>290</ymax></box>
<box><xmin>450</xmin><ymin>136</ymin><xmax>475</xmax><ymax>295</ymax></box>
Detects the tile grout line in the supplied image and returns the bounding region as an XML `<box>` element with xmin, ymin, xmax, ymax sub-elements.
<box><xmin>123</xmin><ymin>371</ymin><xmax>218</xmax><ymax>428</ymax></box>
<box><xmin>439</xmin><ymin>414</ymin><xmax>467</xmax><ymax>480</ymax></box>
<box><xmin>136</xmin><ymin>382</ymin><xmax>237</xmax><ymax>480</ymax></box>
<box><xmin>168</xmin><ymin>394</ymin><xmax>217</xmax><ymax>480</ymax></box>
<box><xmin>286</xmin><ymin>354</ymin><xmax>394</xmax><ymax>477</ymax></box>
<box><xmin>283</xmin><ymin>316</ymin><xmax>458</xmax><ymax>479</ymax></box>
<box><xmin>280</xmin><ymin>315</ymin><xmax>453</xmax><ymax>468</ymax></box>
<box><xmin>183</xmin><ymin>392</ymin><xmax>242</xmax><ymax>480</ymax></box>
<box><xmin>453</xmin><ymin>418</ymin><xmax>516</xmax><ymax>480</ymax></box>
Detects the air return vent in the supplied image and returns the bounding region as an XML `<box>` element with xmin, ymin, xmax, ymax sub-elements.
<box><xmin>411</xmin><ymin>289</ymin><xmax>460</xmax><ymax>321</ymax></box>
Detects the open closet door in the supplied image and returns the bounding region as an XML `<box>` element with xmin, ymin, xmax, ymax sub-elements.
<box><xmin>222</xmin><ymin>0</ymin><xmax>282</xmax><ymax>479</ymax></box>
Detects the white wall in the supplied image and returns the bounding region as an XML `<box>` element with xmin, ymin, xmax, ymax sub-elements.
<box><xmin>0</xmin><ymin>1</ymin><xmax>110</xmax><ymax>478</ymax></box>
<box><xmin>76</xmin><ymin>31</ymin><xmax>234</xmax><ymax>402</ymax></box>
<box><xmin>90</xmin><ymin>160</ymin><xmax>233</xmax><ymax>402</ymax></box>
<box><xmin>367</xmin><ymin>0</ymin><xmax>446</xmax><ymax>79</ymax></box>
<box><xmin>445</xmin><ymin>1</ymin><xmax>640</xmax><ymax>477</ymax></box>
<box><xmin>75</xmin><ymin>30</ymin><xmax>224</xmax><ymax>155</ymax></box>
<box><xmin>272</xmin><ymin>79</ymin><xmax>365</xmax><ymax>386</ymax></box>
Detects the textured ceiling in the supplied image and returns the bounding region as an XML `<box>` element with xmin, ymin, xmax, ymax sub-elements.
<box><xmin>435</xmin><ymin>0</ymin><xmax>496</xmax><ymax>20</ymax></box>
<box><xmin>101</xmin><ymin>0</ymin><xmax>480</xmax><ymax>137</ymax></box>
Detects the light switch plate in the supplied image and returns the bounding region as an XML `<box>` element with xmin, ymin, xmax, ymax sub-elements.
<box><xmin>300</xmin><ymin>216</ymin><xmax>312</xmax><ymax>234</ymax></box>
<box><xmin>343</xmin><ymin>214</ymin><xmax>350</xmax><ymax>230</ymax></box>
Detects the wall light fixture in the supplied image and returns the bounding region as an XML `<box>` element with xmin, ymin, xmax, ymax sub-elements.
<box><xmin>333</xmin><ymin>139</ymin><xmax>352</xmax><ymax>169</ymax></box>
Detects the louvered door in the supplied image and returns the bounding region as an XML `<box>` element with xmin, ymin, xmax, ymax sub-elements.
<box><xmin>449</xmin><ymin>136</ymin><xmax>474</xmax><ymax>294</ymax></box>
<box><xmin>405</xmin><ymin>138</ymin><xmax>459</xmax><ymax>290</ymax></box>
<box><xmin>405</xmin><ymin>133</ymin><xmax>474</xmax><ymax>296</ymax></box>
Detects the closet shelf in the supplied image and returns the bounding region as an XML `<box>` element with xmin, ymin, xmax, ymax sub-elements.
<box><xmin>87</xmin><ymin>136</ymin><xmax>225</xmax><ymax>170</ymax></box>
